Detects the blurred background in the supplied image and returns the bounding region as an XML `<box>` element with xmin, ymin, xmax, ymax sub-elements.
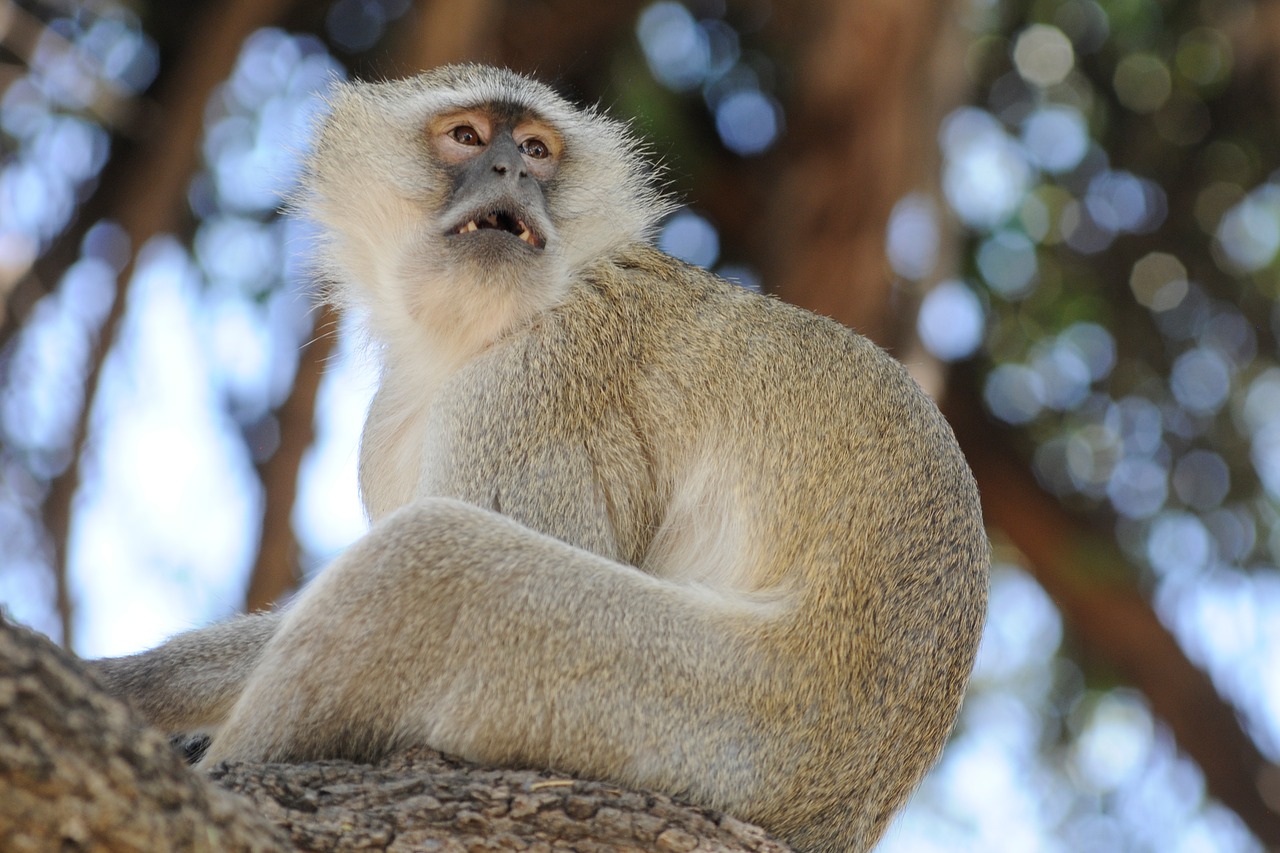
<box><xmin>1</xmin><ymin>0</ymin><xmax>1279</xmax><ymax>849</ymax></box>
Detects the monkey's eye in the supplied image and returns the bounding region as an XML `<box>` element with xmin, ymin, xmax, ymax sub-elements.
<box><xmin>449</xmin><ymin>125</ymin><xmax>484</xmax><ymax>146</ymax></box>
<box><xmin>519</xmin><ymin>138</ymin><xmax>550</xmax><ymax>159</ymax></box>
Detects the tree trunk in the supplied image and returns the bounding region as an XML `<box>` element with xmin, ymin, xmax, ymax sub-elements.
<box><xmin>760</xmin><ymin>0</ymin><xmax>967</xmax><ymax>351</ymax></box>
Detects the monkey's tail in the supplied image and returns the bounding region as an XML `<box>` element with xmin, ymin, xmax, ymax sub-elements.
<box><xmin>87</xmin><ymin>611</ymin><xmax>282</xmax><ymax>735</ymax></box>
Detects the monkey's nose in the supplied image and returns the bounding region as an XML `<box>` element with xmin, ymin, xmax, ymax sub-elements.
<box><xmin>492</xmin><ymin>161</ymin><xmax>529</xmax><ymax>180</ymax></box>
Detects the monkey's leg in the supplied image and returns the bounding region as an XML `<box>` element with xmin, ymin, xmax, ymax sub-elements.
<box><xmin>202</xmin><ymin>498</ymin><xmax>780</xmax><ymax>815</ymax></box>
<box><xmin>88</xmin><ymin>611</ymin><xmax>281</xmax><ymax>735</ymax></box>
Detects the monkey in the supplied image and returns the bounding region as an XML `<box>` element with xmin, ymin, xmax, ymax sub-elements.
<box><xmin>90</xmin><ymin>64</ymin><xmax>988</xmax><ymax>853</ymax></box>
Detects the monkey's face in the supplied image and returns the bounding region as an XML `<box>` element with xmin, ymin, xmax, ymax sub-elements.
<box><xmin>430</xmin><ymin>107</ymin><xmax>561</xmax><ymax>273</ymax></box>
<box><xmin>299</xmin><ymin>66</ymin><xmax>672</xmax><ymax>357</ymax></box>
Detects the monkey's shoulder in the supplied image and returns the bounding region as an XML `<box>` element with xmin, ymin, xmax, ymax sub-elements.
<box><xmin>576</xmin><ymin>245</ymin><xmax>839</xmax><ymax>334</ymax></box>
<box><xmin>559</xmin><ymin>244</ymin><xmax>966</xmax><ymax>448</ymax></box>
<box><xmin>568</xmin><ymin>244</ymin><xmax>913</xmax><ymax>386</ymax></box>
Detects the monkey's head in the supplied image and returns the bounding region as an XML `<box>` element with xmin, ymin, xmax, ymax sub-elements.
<box><xmin>299</xmin><ymin>65</ymin><xmax>672</xmax><ymax>359</ymax></box>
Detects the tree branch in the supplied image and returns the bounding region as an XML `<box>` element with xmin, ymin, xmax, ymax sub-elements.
<box><xmin>0</xmin><ymin>616</ymin><xmax>287</xmax><ymax>851</ymax></box>
<box><xmin>0</xmin><ymin>617</ymin><xmax>790</xmax><ymax>852</ymax></box>
<box><xmin>244</xmin><ymin>305</ymin><xmax>338</xmax><ymax>612</ymax></box>
<box><xmin>214</xmin><ymin>748</ymin><xmax>791</xmax><ymax>852</ymax></box>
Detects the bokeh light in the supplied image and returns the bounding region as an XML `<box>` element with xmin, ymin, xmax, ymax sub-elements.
<box><xmin>658</xmin><ymin>209</ymin><xmax>720</xmax><ymax>268</ymax></box>
<box><xmin>942</xmin><ymin>107</ymin><xmax>1033</xmax><ymax>229</ymax></box>
<box><xmin>1215</xmin><ymin>185</ymin><xmax>1280</xmax><ymax>273</ymax></box>
<box><xmin>713</xmin><ymin>88</ymin><xmax>780</xmax><ymax>156</ymax></box>
<box><xmin>1013</xmin><ymin>24</ymin><xmax>1075</xmax><ymax>88</ymax></box>
<box><xmin>637</xmin><ymin>2</ymin><xmax>710</xmax><ymax>92</ymax></box>
<box><xmin>918</xmin><ymin>280</ymin><xmax>985</xmax><ymax>362</ymax></box>
<box><xmin>887</xmin><ymin>193</ymin><xmax>940</xmax><ymax>281</ymax></box>
<box><xmin>1021</xmin><ymin>105</ymin><xmax>1089</xmax><ymax>173</ymax></box>
<box><xmin>977</xmin><ymin>230</ymin><xmax>1038</xmax><ymax>298</ymax></box>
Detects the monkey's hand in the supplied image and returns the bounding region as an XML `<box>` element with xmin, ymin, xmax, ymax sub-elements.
<box><xmin>87</xmin><ymin>611</ymin><xmax>280</xmax><ymax>736</ymax></box>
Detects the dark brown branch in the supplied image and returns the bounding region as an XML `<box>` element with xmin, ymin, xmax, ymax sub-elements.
<box><xmin>214</xmin><ymin>748</ymin><xmax>792</xmax><ymax>851</ymax></box>
<box><xmin>0</xmin><ymin>616</ymin><xmax>287</xmax><ymax>851</ymax></box>
<box><xmin>243</xmin><ymin>304</ymin><xmax>338</xmax><ymax>612</ymax></box>
<box><xmin>1</xmin><ymin>617</ymin><xmax>789</xmax><ymax>852</ymax></box>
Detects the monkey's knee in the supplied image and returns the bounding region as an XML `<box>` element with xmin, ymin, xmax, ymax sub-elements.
<box><xmin>378</xmin><ymin>497</ymin><xmax>509</xmax><ymax>542</ymax></box>
<box><xmin>354</xmin><ymin>498</ymin><xmax>531</xmax><ymax>583</ymax></box>
<box><xmin>297</xmin><ymin>499</ymin><xmax>485</xmax><ymax>605</ymax></box>
<box><xmin>199</xmin><ymin>501</ymin><xmax>525</xmax><ymax>764</ymax></box>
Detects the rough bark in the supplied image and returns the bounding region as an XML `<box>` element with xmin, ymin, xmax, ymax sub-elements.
<box><xmin>214</xmin><ymin>750</ymin><xmax>791</xmax><ymax>852</ymax></box>
<box><xmin>0</xmin><ymin>618</ymin><xmax>791</xmax><ymax>852</ymax></box>
<box><xmin>0</xmin><ymin>617</ymin><xmax>287</xmax><ymax>853</ymax></box>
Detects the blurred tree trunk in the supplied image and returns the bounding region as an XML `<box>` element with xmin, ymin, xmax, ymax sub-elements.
<box><xmin>243</xmin><ymin>305</ymin><xmax>339</xmax><ymax>612</ymax></box>
<box><xmin>37</xmin><ymin>0</ymin><xmax>304</xmax><ymax>649</ymax></box>
<box><xmin>760</xmin><ymin>0</ymin><xmax>967</xmax><ymax>352</ymax></box>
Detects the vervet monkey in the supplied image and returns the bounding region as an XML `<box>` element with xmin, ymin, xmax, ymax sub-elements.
<box><xmin>92</xmin><ymin>65</ymin><xmax>988</xmax><ymax>853</ymax></box>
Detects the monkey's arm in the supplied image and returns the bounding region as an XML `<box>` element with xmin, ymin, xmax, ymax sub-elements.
<box><xmin>88</xmin><ymin>611</ymin><xmax>280</xmax><ymax>734</ymax></box>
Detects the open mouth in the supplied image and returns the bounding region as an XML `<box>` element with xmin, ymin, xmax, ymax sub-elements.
<box><xmin>452</xmin><ymin>210</ymin><xmax>544</xmax><ymax>249</ymax></box>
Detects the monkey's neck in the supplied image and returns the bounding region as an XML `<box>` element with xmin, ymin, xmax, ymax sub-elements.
<box><xmin>352</xmin><ymin>259</ymin><xmax>569</xmax><ymax>519</ymax></box>
<box><xmin>355</xmin><ymin>324</ymin><xmax>509</xmax><ymax>522</ymax></box>
<box><xmin>367</xmin><ymin>261</ymin><xmax>562</xmax><ymax>364</ymax></box>
<box><xmin>358</xmin><ymin>374</ymin><xmax>437</xmax><ymax>522</ymax></box>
